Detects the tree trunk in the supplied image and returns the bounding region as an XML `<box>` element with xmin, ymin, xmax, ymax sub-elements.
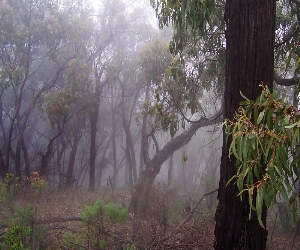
<box><xmin>0</xmin><ymin>95</ymin><xmax>9</xmax><ymax>179</ymax></box>
<box><xmin>129</xmin><ymin>172</ymin><xmax>156</xmax><ymax>216</ymax></box>
<box><xmin>65</xmin><ymin>122</ymin><xmax>82</xmax><ymax>188</ymax></box>
<box><xmin>21</xmin><ymin>138</ymin><xmax>30</xmax><ymax>177</ymax></box>
<box><xmin>111</xmin><ymin>86</ymin><xmax>117</xmax><ymax>188</ymax></box>
<box><xmin>56</xmin><ymin>136</ymin><xmax>67</xmax><ymax>187</ymax></box>
<box><xmin>117</xmin><ymin>79</ymin><xmax>139</xmax><ymax>185</ymax></box>
<box><xmin>89</xmin><ymin>70</ymin><xmax>106</xmax><ymax>191</ymax></box>
<box><xmin>167</xmin><ymin>153</ymin><xmax>173</xmax><ymax>188</ymax></box>
<box><xmin>139</xmin><ymin>86</ymin><xmax>149</xmax><ymax>177</ymax></box>
<box><xmin>181</xmin><ymin>147</ymin><xmax>187</xmax><ymax>193</ymax></box>
<box><xmin>15</xmin><ymin>142</ymin><xmax>22</xmax><ymax>178</ymax></box>
<box><xmin>214</xmin><ymin>1</ymin><xmax>276</xmax><ymax>249</ymax></box>
<box><xmin>89</xmin><ymin>95</ymin><xmax>100</xmax><ymax>191</ymax></box>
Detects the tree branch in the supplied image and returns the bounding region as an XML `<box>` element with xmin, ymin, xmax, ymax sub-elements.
<box><xmin>274</xmin><ymin>71</ymin><xmax>300</xmax><ymax>86</ymax></box>
<box><xmin>142</xmin><ymin>109</ymin><xmax>223</xmax><ymax>178</ymax></box>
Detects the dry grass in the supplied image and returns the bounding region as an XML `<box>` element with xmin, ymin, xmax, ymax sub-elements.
<box><xmin>0</xmin><ymin>185</ymin><xmax>299</xmax><ymax>249</ymax></box>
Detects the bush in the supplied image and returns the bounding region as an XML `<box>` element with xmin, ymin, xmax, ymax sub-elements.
<box><xmin>4</xmin><ymin>223</ymin><xmax>31</xmax><ymax>250</ymax></box>
<box><xmin>61</xmin><ymin>199</ymin><xmax>128</xmax><ymax>249</ymax></box>
<box><xmin>0</xmin><ymin>173</ymin><xmax>48</xmax><ymax>249</ymax></box>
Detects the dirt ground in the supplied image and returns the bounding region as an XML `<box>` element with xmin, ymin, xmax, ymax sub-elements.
<box><xmin>1</xmin><ymin>187</ymin><xmax>299</xmax><ymax>249</ymax></box>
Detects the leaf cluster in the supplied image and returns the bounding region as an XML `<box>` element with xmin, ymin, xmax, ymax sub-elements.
<box><xmin>0</xmin><ymin>174</ymin><xmax>20</xmax><ymax>206</ymax></box>
<box><xmin>81</xmin><ymin>199</ymin><xmax>128</xmax><ymax>226</ymax></box>
<box><xmin>150</xmin><ymin>0</ymin><xmax>215</xmax><ymax>35</ymax></box>
<box><xmin>80</xmin><ymin>199</ymin><xmax>128</xmax><ymax>249</ymax></box>
<box><xmin>4</xmin><ymin>223</ymin><xmax>31</xmax><ymax>250</ymax></box>
<box><xmin>226</xmin><ymin>85</ymin><xmax>300</xmax><ymax>227</ymax></box>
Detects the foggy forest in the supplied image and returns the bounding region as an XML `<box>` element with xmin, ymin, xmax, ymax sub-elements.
<box><xmin>0</xmin><ymin>0</ymin><xmax>299</xmax><ymax>249</ymax></box>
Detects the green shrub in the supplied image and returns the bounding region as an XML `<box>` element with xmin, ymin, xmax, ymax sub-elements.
<box><xmin>104</xmin><ymin>202</ymin><xmax>128</xmax><ymax>224</ymax></box>
<box><xmin>81</xmin><ymin>199</ymin><xmax>105</xmax><ymax>226</ymax></box>
<box><xmin>82</xmin><ymin>199</ymin><xmax>128</xmax><ymax>226</ymax></box>
<box><xmin>61</xmin><ymin>199</ymin><xmax>129</xmax><ymax>249</ymax></box>
<box><xmin>61</xmin><ymin>232</ymin><xmax>84</xmax><ymax>250</ymax></box>
<box><xmin>4</xmin><ymin>223</ymin><xmax>31</xmax><ymax>250</ymax></box>
<box><xmin>12</xmin><ymin>204</ymin><xmax>34</xmax><ymax>229</ymax></box>
<box><xmin>0</xmin><ymin>173</ymin><xmax>48</xmax><ymax>249</ymax></box>
<box><xmin>0</xmin><ymin>174</ymin><xmax>19</xmax><ymax>207</ymax></box>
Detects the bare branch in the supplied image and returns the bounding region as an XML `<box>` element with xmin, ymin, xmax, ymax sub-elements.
<box><xmin>274</xmin><ymin>71</ymin><xmax>300</xmax><ymax>86</ymax></box>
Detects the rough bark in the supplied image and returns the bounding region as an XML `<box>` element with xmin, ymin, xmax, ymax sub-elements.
<box><xmin>214</xmin><ymin>1</ymin><xmax>276</xmax><ymax>249</ymax></box>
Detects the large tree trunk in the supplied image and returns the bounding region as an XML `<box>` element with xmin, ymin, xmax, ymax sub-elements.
<box><xmin>214</xmin><ymin>1</ymin><xmax>276</xmax><ymax>249</ymax></box>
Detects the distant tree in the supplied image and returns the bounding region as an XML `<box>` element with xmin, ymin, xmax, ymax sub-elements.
<box><xmin>0</xmin><ymin>0</ymin><xmax>93</xmax><ymax>179</ymax></box>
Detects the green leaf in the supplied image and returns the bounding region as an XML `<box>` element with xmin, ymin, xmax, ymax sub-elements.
<box><xmin>265</xmin><ymin>137</ymin><xmax>274</xmax><ymax>163</ymax></box>
<box><xmin>247</xmin><ymin>169</ymin><xmax>253</xmax><ymax>184</ymax></box>
<box><xmin>285</xmin><ymin>123</ymin><xmax>297</xmax><ymax>129</ymax></box>
<box><xmin>240</xmin><ymin>91</ymin><xmax>250</xmax><ymax>102</ymax></box>
<box><xmin>229</xmin><ymin>137</ymin><xmax>240</xmax><ymax>160</ymax></box>
<box><xmin>182</xmin><ymin>152</ymin><xmax>188</xmax><ymax>163</ymax></box>
<box><xmin>256</xmin><ymin>187</ymin><xmax>264</xmax><ymax>228</ymax></box>
<box><xmin>242</xmin><ymin>143</ymin><xmax>248</xmax><ymax>160</ymax></box>
<box><xmin>264</xmin><ymin>191</ymin><xmax>272</xmax><ymax>207</ymax></box>
<box><xmin>279</xmin><ymin>185</ymin><xmax>289</xmax><ymax>207</ymax></box>
<box><xmin>254</xmin><ymin>166</ymin><xmax>261</xmax><ymax>180</ymax></box>
<box><xmin>237</xmin><ymin>176</ymin><xmax>244</xmax><ymax>192</ymax></box>
<box><xmin>251</xmin><ymin>137</ymin><xmax>256</xmax><ymax>150</ymax></box>
<box><xmin>270</xmin><ymin>90</ymin><xmax>278</xmax><ymax>99</ymax></box>
<box><xmin>257</xmin><ymin>110</ymin><xmax>265</xmax><ymax>124</ymax></box>
<box><xmin>240</xmin><ymin>100</ymin><xmax>249</xmax><ymax>106</ymax></box>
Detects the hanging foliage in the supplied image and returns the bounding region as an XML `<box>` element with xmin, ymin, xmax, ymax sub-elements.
<box><xmin>150</xmin><ymin>0</ymin><xmax>215</xmax><ymax>33</ymax></box>
<box><xmin>225</xmin><ymin>85</ymin><xmax>300</xmax><ymax>227</ymax></box>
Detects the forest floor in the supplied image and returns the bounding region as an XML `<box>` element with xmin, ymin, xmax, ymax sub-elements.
<box><xmin>0</xmin><ymin>186</ymin><xmax>300</xmax><ymax>249</ymax></box>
